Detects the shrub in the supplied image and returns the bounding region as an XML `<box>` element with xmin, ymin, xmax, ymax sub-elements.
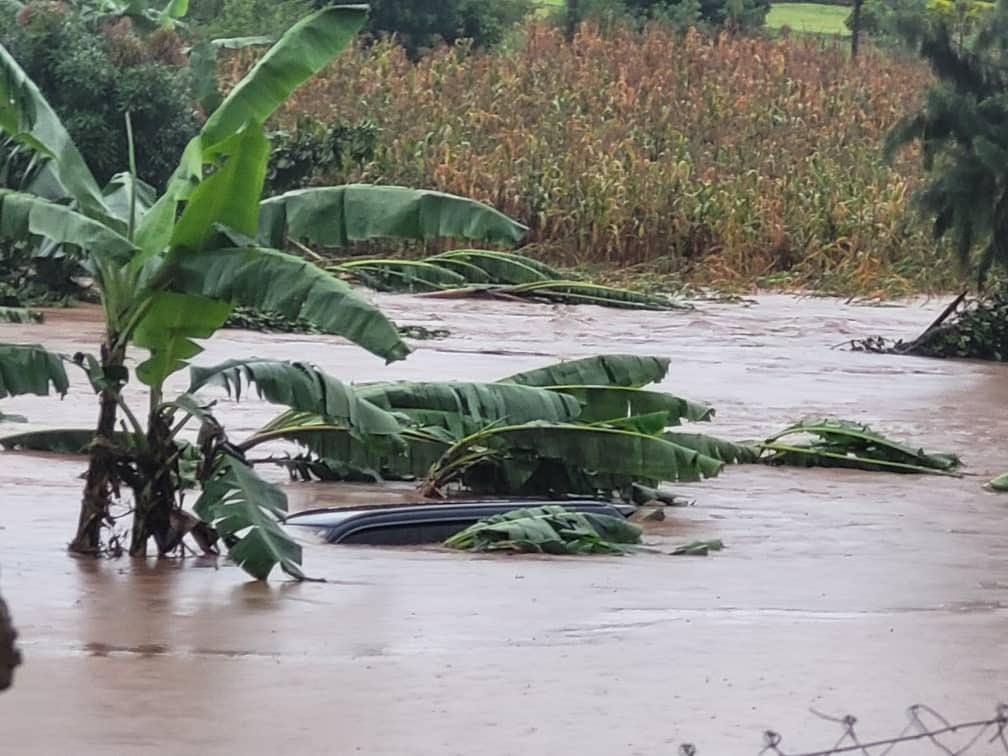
<box><xmin>575</xmin><ymin>0</ymin><xmax>770</xmax><ymax>31</ymax></box>
<box><xmin>186</xmin><ymin>0</ymin><xmax>311</xmax><ymax>39</ymax></box>
<box><xmin>332</xmin><ymin>0</ymin><xmax>534</xmax><ymax>58</ymax></box>
<box><xmin>1</xmin><ymin>3</ymin><xmax>199</xmax><ymax>189</ymax></box>
<box><xmin>250</xmin><ymin>23</ymin><xmax>946</xmax><ymax>294</ymax></box>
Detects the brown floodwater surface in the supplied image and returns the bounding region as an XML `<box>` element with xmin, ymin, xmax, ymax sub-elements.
<box><xmin>0</xmin><ymin>294</ymin><xmax>1006</xmax><ymax>754</ymax></box>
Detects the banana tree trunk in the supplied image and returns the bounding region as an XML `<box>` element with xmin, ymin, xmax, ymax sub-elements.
<box><xmin>128</xmin><ymin>411</ymin><xmax>176</xmax><ymax>557</ymax></box>
<box><xmin>0</xmin><ymin>592</ymin><xmax>20</xmax><ymax>692</ymax></box>
<box><xmin>69</xmin><ymin>339</ymin><xmax>125</xmax><ymax>554</ymax></box>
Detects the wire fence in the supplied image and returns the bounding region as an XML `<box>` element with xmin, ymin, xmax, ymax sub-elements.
<box><xmin>679</xmin><ymin>704</ymin><xmax>1008</xmax><ymax>756</ymax></box>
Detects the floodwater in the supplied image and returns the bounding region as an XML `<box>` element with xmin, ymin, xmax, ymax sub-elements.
<box><xmin>0</xmin><ymin>294</ymin><xmax>1006</xmax><ymax>755</ymax></box>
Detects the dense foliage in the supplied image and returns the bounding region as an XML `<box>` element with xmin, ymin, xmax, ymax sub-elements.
<box><xmin>1</xmin><ymin>2</ymin><xmax>199</xmax><ymax>189</ymax></box>
<box><xmin>243</xmin><ymin>23</ymin><xmax>946</xmax><ymax>295</ymax></box>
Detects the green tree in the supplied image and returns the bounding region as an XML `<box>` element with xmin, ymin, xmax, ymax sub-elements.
<box><xmin>0</xmin><ymin>5</ymin><xmax>526</xmax><ymax>577</ymax></box>
<box><xmin>887</xmin><ymin>0</ymin><xmax>1008</xmax><ymax>282</ymax></box>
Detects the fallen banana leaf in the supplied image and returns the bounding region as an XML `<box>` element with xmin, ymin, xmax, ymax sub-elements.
<box><xmin>670</xmin><ymin>539</ymin><xmax>725</xmax><ymax>556</ymax></box>
<box><xmin>334</xmin><ymin>259</ymin><xmax>467</xmax><ymax>292</ymax></box>
<box><xmin>0</xmin><ymin>307</ymin><xmax>43</xmax><ymax>324</ymax></box>
<box><xmin>986</xmin><ymin>472</ymin><xmax>1008</xmax><ymax>491</ymax></box>
<box><xmin>0</xmin><ymin>429</ymin><xmax>138</xmax><ymax>453</ymax></box>
<box><xmin>761</xmin><ymin>418</ymin><xmax>960</xmax><ymax>475</ymax></box>
<box><xmin>428</xmin><ymin>249</ymin><xmax>562</xmax><ymax>283</ymax></box>
<box><xmin>502</xmin><ymin>280</ymin><xmax>685</xmax><ymax>310</ymax></box>
<box><xmin>443</xmin><ymin>505</ymin><xmax>643</xmax><ymax>555</ymax></box>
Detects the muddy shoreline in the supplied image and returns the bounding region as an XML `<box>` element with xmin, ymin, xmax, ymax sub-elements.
<box><xmin>1</xmin><ymin>294</ymin><xmax>1006</xmax><ymax>754</ymax></box>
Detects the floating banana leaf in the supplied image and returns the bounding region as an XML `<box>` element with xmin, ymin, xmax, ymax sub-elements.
<box><xmin>0</xmin><ymin>429</ymin><xmax>138</xmax><ymax>453</ymax></box>
<box><xmin>0</xmin><ymin>307</ymin><xmax>42</xmax><ymax>324</ymax></box>
<box><xmin>988</xmin><ymin>472</ymin><xmax>1008</xmax><ymax>491</ymax></box>
<box><xmin>761</xmin><ymin>418</ymin><xmax>960</xmax><ymax>475</ymax></box>
<box><xmin>443</xmin><ymin>504</ymin><xmax>643</xmax><ymax>555</ymax></box>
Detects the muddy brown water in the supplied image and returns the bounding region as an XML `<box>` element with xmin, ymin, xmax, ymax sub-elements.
<box><xmin>0</xmin><ymin>295</ymin><xmax>1006</xmax><ymax>754</ymax></box>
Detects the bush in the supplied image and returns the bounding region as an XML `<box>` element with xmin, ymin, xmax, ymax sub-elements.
<box><xmin>251</xmin><ymin>23</ymin><xmax>948</xmax><ymax>295</ymax></box>
<box><xmin>186</xmin><ymin>0</ymin><xmax>311</xmax><ymax>39</ymax></box>
<box><xmin>333</xmin><ymin>0</ymin><xmax>534</xmax><ymax>57</ymax></box>
<box><xmin>1</xmin><ymin>3</ymin><xmax>199</xmax><ymax>189</ymax></box>
<box><xmin>576</xmin><ymin>0</ymin><xmax>770</xmax><ymax>31</ymax></box>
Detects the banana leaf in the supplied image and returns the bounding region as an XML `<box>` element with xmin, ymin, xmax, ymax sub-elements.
<box><xmin>988</xmin><ymin>472</ymin><xmax>1008</xmax><ymax>491</ymax></box>
<box><xmin>661</xmin><ymin>431</ymin><xmax>763</xmax><ymax>463</ymax></box>
<box><xmin>170</xmin><ymin>246</ymin><xmax>409</xmax><ymax>363</ymax></box>
<box><xmin>355</xmin><ymin>381</ymin><xmax>582</xmax><ymax>436</ymax></box>
<box><xmin>761</xmin><ymin>418</ymin><xmax>960</xmax><ymax>475</ymax></box>
<box><xmin>188</xmin><ymin>358</ymin><xmax>402</xmax><ymax>437</ymax></box>
<box><xmin>500</xmin><ymin>354</ymin><xmax>670</xmax><ymax>388</ymax></box>
<box><xmin>244</xmin><ymin>411</ymin><xmax>449</xmax><ymax>481</ymax></box>
<box><xmin>194</xmin><ymin>453</ymin><xmax>305</xmax><ymax>580</ymax></box>
<box><xmin>503</xmin><ymin>281</ymin><xmax>685</xmax><ymax>310</ymax></box>
<box><xmin>443</xmin><ymin>505</ymin><xmax>643</xmax><ymax>555</ymax></box>
<box><xmin>0</xmin><ymin>429</ymin><xmax>137</xmax><ymax>453</ymax></box>
<box><xmin>424</xmin><ymin>421</ymin><xmax>724</xmax><ymax>496</ymax></box>
<box><xmin>427</xmin><ymin>249</ymin><xmax>561</xmax><ymax>283</ymax></box>
<box><xmin>258</xmin><ymin>186</ymin><xmax>527</xmax><ymax>250</ymax></box>
<box><xmin>549</xmin><ymin>385</ymin><xmax>713</xmax><ymax>425</ymax></box>
<box><xmin>0</xmin><ymin>307</ymin><xmax>42</xmax><ymax>324</ymax></box>
<box><xmin>0</xmin><ymin>343</ymin><xmax>68</xmax><ymax>399</ymax></box>
<box><xmin>334</xmin><ymin>259</ymin><xmax>467</xmax><ymax>292</ymax></box>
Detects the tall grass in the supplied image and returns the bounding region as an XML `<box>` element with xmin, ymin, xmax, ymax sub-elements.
<box><xmin>230</xmin><ymin>23</ymin><xmax>949</xmax><ymax>294</ymax></box>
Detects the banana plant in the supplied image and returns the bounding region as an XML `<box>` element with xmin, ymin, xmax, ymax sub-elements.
<box><xmin>0</xmin><ymin>5</ymin><xmax>526</xmax><ymax>578</ymax></box>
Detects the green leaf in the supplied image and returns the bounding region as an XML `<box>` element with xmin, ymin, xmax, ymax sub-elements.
<box><xmin>762</xmin><ymin>418</ymin><xmax>960</xmax><ymax>474</ymax></box>
<box><xmin>0</xmin><ymin>343</ymin><xmax>68</xmax><ymax>399</ymax></box>
<box><xmin>157</xmin><ymin>0</ymin><xmax>189</xmax><ymax>26</ymax></box>
<box><xmin>549</xmin><ymin>385</ymin><xmax>713</xmax><ymax>425</ymax></box>
<box><xmin>0</xmin><ymin>190</ymin><xmax>136</xmax><ymax>265</ymax></box>
<box><xmin>0</xmin><ymin>43</ymin><xmax>110</xmax><ymax>221</ymax></box>
<box><xmin>426</xmin><ymin>249</ymin><xmax>558</xmax><ymax>283</ymax></box>
<box><xmin>170</xmin><ymin>123</ymin><xmax>269</xmax><ymax>252</ymax></box>
<box><xmin>102</xmin><ymin>172</ymin><xmax>156</xmax><ymax>229</ymax></box>
<box><xmin>661</xmin><ymin>431</ymin><xmax>763</xmax><ymax>464</ymax></box>
<box><xmin>356</xmin><ymin>381</ymin><xmax>582</xmax><ymax>436</ymax></box>
<box><xmin>189</xmin><ymin>37</ymin><xmax>275</xmax><ymax>113</ymax></box>
<box><xmin>170</xmin><ymin>246</ymin><xmax>409</xmax><ymax>363</ymax></box>
<box><xmin>500</xmin><ymin>354</ymin><xmax>670</xmax><ymax>388</ymax></box>
<box><xmin>188</xmin><ymin>358</ymin><xmax>402</xmax><ymax>437</ymax></box>
<box><xmin>194</xmin><ymin>454</ymin><xmax>303</xmax><ymax>580</ymax></box>
<box><xmin>444</xmin><ymin>505</ymin><xmax>643</xmax><ymax>555</ymax></box>
<box><xmin>200</xmin><ymin>6</ymin><xmax>367</xmax><ymax>148</ymax></box>
<box><xmin>258</xmin><ymin>185</ymin><xmax>527</xmax><ymax>250</ymax></box>
<box><xmin>133</xmin><ymin>293</ymin><xmax>233</xmax><ymax>387</ymax></box>
<box><xmin>503</xmin><ymin>281</ymin><xmax>684</xmax><ymax>310</ymax></box>
<box><xmin>425</xmin><ymin>421</ymin><xmax>724</xmax><ymax>494</ymax></box>
<box><xmin>0</xmin><ymin>428</ymin><xmax>137</xmax><ymax>453</ymax></box>
<box><xmin>245</xmin><ymin>412</ymin><xmax>444</xmax><ymax>481</ymax></box>
<box><xmin>334</xmin><ymin>259</ymin><xmax>468</xmax><ymax>292</ymax></box>
<box><xmin>988</xmin><ymin>472</ymin><xmax>1008</xmax><ymax>491</ymax></box>
<box><xmin>0</xmin><ymin>307</ymin><xmax>42</xmax><ymax>324</ymax></box>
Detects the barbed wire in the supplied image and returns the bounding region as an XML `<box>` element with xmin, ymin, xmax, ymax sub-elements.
<box><xmin>678</xmin><ymin>703</ymin><xmax>1008</xmax><ymax>756</ymax></box>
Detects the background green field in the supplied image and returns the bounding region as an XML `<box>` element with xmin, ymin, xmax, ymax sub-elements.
<box><xmin>764</xmin><ymin>3</ymin><xmax>851</xmax><ymax>34</ymax></box>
